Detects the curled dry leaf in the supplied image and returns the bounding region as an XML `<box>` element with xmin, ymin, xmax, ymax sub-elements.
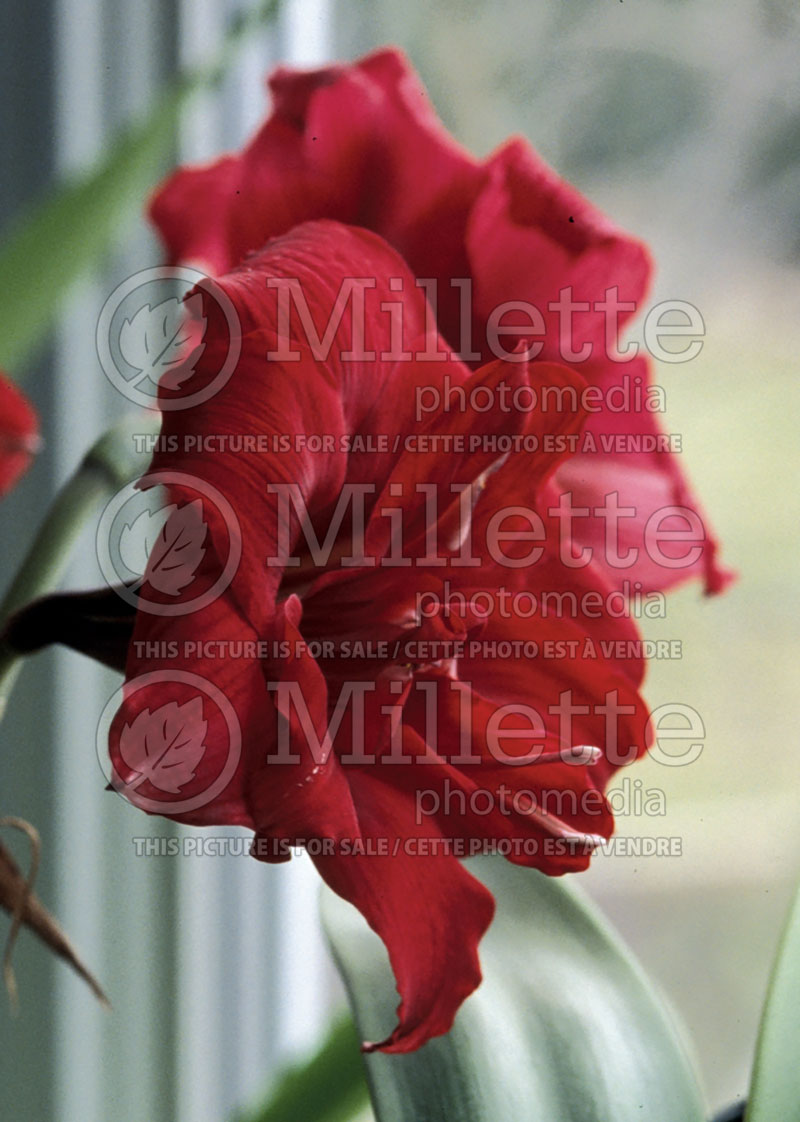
<box><xmin>0</xmin><ymin>817</ymin><xmax>108</xmax><ymax>1009</ymax></box>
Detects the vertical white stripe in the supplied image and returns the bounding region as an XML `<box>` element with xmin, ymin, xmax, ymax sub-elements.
<box><xmin>231</xmin><ymin>852</ymin><xmax>282</xmax><ymax>1099</ymax></box>
<box><xmin>52</xmin><ymin>0</ymin><xmax>178</xmax><ymax>1118</ymax></box>
<box><xmin>178</xmin><ymin>0</ymin><xmax>226</xmax><ymax>162</ymax></box>
<box><xmin>273</xmin><ymin>854</ymin><xmax>334</xmax><ymax>1060</ymax></box>
<box><xmin>54</xmin><ymin>0</ymin><xmax>104</xmax><ymax>172</ymax></box>
<box><xmin>283</xmin><ymin>0</ymin><xmax>332</xmax><ymax>66</ymax></box>
<box><xmin>175</xmin><ymin>832</ymin><xmax>228</xmax><ymax>1122</ymax></box>
<box><xmin>52</xmin><ymin>1</ymin><xmax>108</xmax><ymax>1116</ymax></box>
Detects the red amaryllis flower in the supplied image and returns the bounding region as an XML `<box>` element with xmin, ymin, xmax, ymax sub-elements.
<box><xmin>104</xmin><ymin>220</ymin><xmax>651</xmax><ymax>1053</ymax></box>
<box><xmin>0</xmin><ymin>371</ymin><xmax>39</xmax><ymax>495</ymax></box>
<box><xmin>150</xmin><ymin>46</ymin><xmax>732</xmax><ymax>596</ymax></box>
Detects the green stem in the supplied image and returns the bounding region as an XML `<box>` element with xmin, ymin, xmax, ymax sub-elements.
<box><xmin>0</xmin><ymin>413</ymin><xmax>160</xmax><ymax>717</ymax></box>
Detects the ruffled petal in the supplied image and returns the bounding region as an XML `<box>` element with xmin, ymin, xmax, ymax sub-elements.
<box><xmin>312</xmin><ymin>768</ymin><xmax>495</xmax><ymax>1053</ymax></box>
<box><xmin>109</xmin><ymin>221</ymin><xmax>466</xmax><ymax>838</ymax></box>
<box><xmin>150</xmin><ymin>47</ymin><xmax>482</xmax><ymax>341</ymax></box>
<box><xmin>466</xmin><ymin>138</ymin><xmax>652</xmax><ymax>365</ymax></box>
<box><xmin>148</xmin><ymin>221</ymin><xmax>455</xmax><ymax>630</ymax></box>
<box><xmin>551</xmin><ymin>358</ymin><xmax>735</xmax><ymax>595</ymax></box>
<box><xmin>147</xmin><ymin>155</ymin><xmax>242</xmax><ymax>274</ymax></box>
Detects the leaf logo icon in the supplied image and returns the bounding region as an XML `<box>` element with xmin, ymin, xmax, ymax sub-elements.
<box><xmin>119</xmin><ymin>697</ymin><xmax>208</xmax><ymax>794</ymax></box>
<box><xmin>141</xmin><ymin>499</ymin><xmax>208</xmax><ymax>597</ymax></box>
<box><xmin>118</xmin><ymin>504</ymin><xmax>178</xmax><ymax>578</ymax></box>
<box><xmin>119</xmin><ymin>293</ymin><xmax>207</xmax><ymax>390</ymax></box>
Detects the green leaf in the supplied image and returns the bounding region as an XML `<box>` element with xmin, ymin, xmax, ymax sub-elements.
<box><xmin>0</xmin><ymin>0</ymin><xmax>280</xmax><ymax>377</ymax></box>
<box><xmin>745</xmin><ymin>882</ymin><xmax>800</xmax><ymax>1122</ymax></box>
<box><xmin>232</xmin><ymin>1014</ymin><xmax>370</xmax><ymax>1122</ymax></box>
<box><xmin>322</xmin><ymin>856</ymin><xmax>706</xmax><ymax>1122</ymax></box>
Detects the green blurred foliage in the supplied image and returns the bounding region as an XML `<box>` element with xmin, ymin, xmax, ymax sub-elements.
<box><xmin>562</xmin><ymin>51</ymin><xmax>706</xmax><ymax>173</ymax></box>
<box><xmin>232</xmin><ymin>1017</ymin><xmax>368</xmax><ymax>1122</ymax></box>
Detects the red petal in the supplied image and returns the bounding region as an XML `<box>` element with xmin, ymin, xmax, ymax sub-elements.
<box><xmin>379</xmin><ymin>717</ymin><xmax>615</xmax><ymax>877</ymax></box>
<box><xmin>148</xmin><ymin>155</ymin><xmax>242</xmax><ymax>275</ymax></box>
<box><xmin>356</xmin><ymin>357</ymin><xmax>587</xmax><ymax>565</ymax></box>
<box><xmin>0</xmin><ymin>372</ymin><xmax>39</xmax><ymax>496</ymax></box>
<box><xmin>150</xmin><ymin>221</ymin><xmax>444</xmax><ymax>630</ymax></box>
<box><xmin>112</xmin><ymin>545</ymin><xmax>362</xmax><ymax>844</ymax></box>
<box><xmin>466</xmin><ymin>138</ymin><xmax>652</xmax><ymax>365</ymax></box>
<box><xmin>149</xmin><ymin>50</ymin><xmax>482</xmax><ymax>349</ymax></box>
<box><xmin>313</xmin><ymin>769</ymin><xmax>494</xmax><ymax>1053</ymax></box>
<box><xmin>551</xmin><ymin>357</ymin><xmax>735</xmax><ymax>595</ymax></box>
<box><xmin>456</xmin><ymin>601</ymin><xmax>650</xmax><ymax>794</ymax></box>
<box><xmin>111</xmin><ymin>221</ymin><xmax>468</xmax><ymax>835</ymax></box>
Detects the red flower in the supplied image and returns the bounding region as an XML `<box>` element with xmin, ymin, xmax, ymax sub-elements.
<box><xmin>0</xmin><ymin>372</ymin><xmax>39</xmax><ymax>496</ymax></box>
<box><xmin>150</xmin><ymin>46</ymin><xmax>731</xmax><ymax>595</ymax></box>
<box><xmin>107</xmin><ymin>221</ymin><xmax>650</xmax><ymax>1052</ymax></box>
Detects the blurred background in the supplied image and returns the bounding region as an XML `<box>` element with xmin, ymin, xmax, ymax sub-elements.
<box><xmin>0</xmin><ymin>0</ymin><xmax>798</xmax><ymax>1117</ymax></box>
